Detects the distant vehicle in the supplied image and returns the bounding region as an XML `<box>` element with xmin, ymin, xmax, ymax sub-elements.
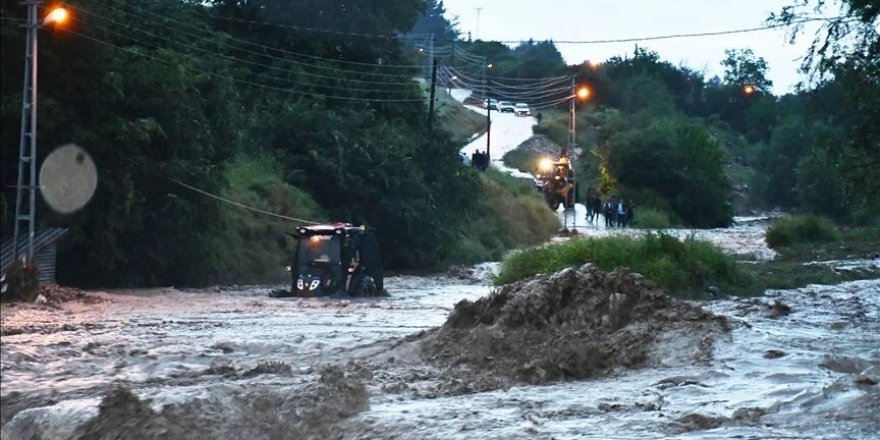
<box><xmin>498</xmin><ymin>101</ymin><xmax>515</xmax><ymax>113</ymax></box>
<box><xmin>514</xmin><ymin>103</ymin><xmax>531</xmax><ymax>116</ymax></box>
<box><xmin>270</xmin><ymin>223</ymin><xmax>383</xmax><ymax>297</ymax></box>
<box><xmin>482</xmin><ymin>98</ymin><xmax>499</xmax><ymax>110</ymax></box>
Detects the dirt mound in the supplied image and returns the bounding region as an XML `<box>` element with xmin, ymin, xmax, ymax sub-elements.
<box><xmin>419</xmin><ymin>264</ymin><xmax>728</xmax><ymax>385</ymax></box>
<box><xmin>516</xmin><ymin>135</ymin><xmax>580</xmax><ymax>162</ymax></box>
<box><xmin>72</xmin><ymin>366</ymin><xmax>368</xmax><ymax>440</ymax></box>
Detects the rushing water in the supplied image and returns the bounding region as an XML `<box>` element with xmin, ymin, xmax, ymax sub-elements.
<box><xmin>2</xmin><ymin>226</ymin><xmax>878</xmax><ymax>439</ymax></box>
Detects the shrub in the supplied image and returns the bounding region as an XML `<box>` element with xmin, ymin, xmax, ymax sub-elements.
<box><xmin>495</xmin><ymin>233</ymin><xmax>750</xmax><ymax>298</ymax></box>
<box><xmin>1</xmin><ymin>260</ymin><xmax>40</xmax><ymax>303</ymax></box>
<box><xmin>765</xmin><ymin>215</ymin><xmax>838</xmax><ymax>248</ymax></box>
<box><xmin>502</xmin><ymin>149</ymin><xmax>543</xmax><ymax>174</ymax></box>
<box><xmin>633</xmin><ymin>207</ymin><xmax>672</xmax><ymax>229</ymax></box>
<box><xmin>440</xmin><ymin>170</ymin><xmax>559</xmax><ymax>269</ymax></box>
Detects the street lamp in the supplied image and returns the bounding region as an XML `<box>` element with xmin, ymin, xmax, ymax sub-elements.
<box><xmin>11</xmin><ymin>2</ymin><xmax>69</xmax><ymax>263</ymax></box>
<box><xmin>568</xmin><ymin>81</ymin><xmax>592</xmax><ymax>152</ymax></box>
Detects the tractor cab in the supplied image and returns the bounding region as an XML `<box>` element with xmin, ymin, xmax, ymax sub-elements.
<box><xmin>271</xmin><ymin>223</ymin><xmax>383</xmax><ymax>297</ymax></box>
<box><xmin>534</xmin><ymin>149</ymin><xmax>576</xmax><ymax>210</ymax></box>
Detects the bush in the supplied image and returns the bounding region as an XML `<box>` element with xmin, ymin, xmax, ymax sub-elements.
<box><xmin>1</xmin><ymin>260</ymin><xmax>40</xmax><ymax>303</ymax></box>
<box><xmin>495</xmin><ymin>232</ymin><xmax>750</xmax><ymax>298</ymax></box>
<box><xmin>502</xmin><ymin>149</ymin><xmax>543</xmax><ymax>174</ymax></box>
<box><xmin>765</xmin><ymin>215</ymin><xmax>838</xmax><ymax>248</ymax></box>
<box><xmin>439</xmin><ymin>170</ymin><xmax>559</xmax><ymax>268</ymax></box>
<box><xmin>633</xmin><ymin>207</ymin><xmax>672</xmax><ymax>229</ymax></box>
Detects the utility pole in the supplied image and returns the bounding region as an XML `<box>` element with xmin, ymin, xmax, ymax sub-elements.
<box><xmin>428</xmin><ymin>59</ymin><xmax>438</xmax><ymax>129</ymax></box>
<box><xmin>12</xmin><ymin>0</ymin><xmax>43</xmax><ymax>263</ymax></box>
<box><xmin>485</xmin><ymin>77</ymin><xmax>492</xmax><ymax>164</ymax></box>
<box><xmin>427</xmin><ymin>33</ymin><xmax>434</xmax><ymax>79</ymax></box>
<box><xmin>474</xmin><ymin>7</ymin><xmax>482</xmax><ymax>40</ymax></box>
<box><xmin>568</xmin><ymin>76</ymin><xmax>576</xmax><ymax>151</ymax></box>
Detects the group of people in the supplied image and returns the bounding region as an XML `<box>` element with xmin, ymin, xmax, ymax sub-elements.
<box><xmin>471</xmin><ymin>150</ymin><xmax>490</xmax><ymax>171</ymax></box>
<box><xmin>585</xmin><ymin>187</ymin><xmax>635</xmax><ymax>228</ymax></box>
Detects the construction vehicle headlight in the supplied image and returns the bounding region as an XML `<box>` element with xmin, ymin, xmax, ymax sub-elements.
<box><xmin>335</xmin><ymin>228</ymin><xmax>344</xmax><ymax>235</ymax></box>
<box><xmin>297</xmin><ymin>279</ymin><xmax>304</xmax><ymax>290</ymax></box>
<box><xmin>298</xmin><ymin>228</ymin><xmax>307</xmax><ymax>235</ymax></box>
<box><xmin>310</xmin><ymin>280</ymin><xmax>320</xmax><ymax>290</ymax></box>
<box><xmin>539</xmin><ymin>158</ymin><xmax>554</xmax><ymax>172</ymax></box>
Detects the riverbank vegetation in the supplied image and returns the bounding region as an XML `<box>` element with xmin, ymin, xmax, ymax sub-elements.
<box><xmin>495</xmin><ymin>228</ymin><xmax>879</xmax><ymax>299</ymax></box>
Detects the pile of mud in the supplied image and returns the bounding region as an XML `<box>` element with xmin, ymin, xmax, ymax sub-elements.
<box><xmin>420</xmin><ymin>264</ymin><xmax>728</xmax><ymax>385</ymax></box>
<box><xmin>58</xmin><ymin>367</ymin><xmax>367</xmax><ymax>440</ymax></box>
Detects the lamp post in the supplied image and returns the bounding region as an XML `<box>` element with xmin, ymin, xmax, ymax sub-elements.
<box><xmin>568</xmin><ymin>81</ymin><xmax>591</xmax><ymax>151</ymax></box>
<box><xmin>12</xmin><ymin>1</ymin><xmax>68</xmax><ymax>263</ymax></box>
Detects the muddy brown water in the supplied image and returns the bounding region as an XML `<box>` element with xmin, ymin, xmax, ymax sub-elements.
<box><xmin>2</xmin><ymin>233</ymin><xmax>879</xmax><ymax>439</ymax></box>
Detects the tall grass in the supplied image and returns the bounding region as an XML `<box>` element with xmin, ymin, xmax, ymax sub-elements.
<box><xmin>495</xmin><ymin>233</ymin><xmax>752</xmax><ymax>298</ymax></box>
<box><xmin>633</xmin><ymin>207</ymin><xmax>672</xmax><ymax>229</ymax></box>
<box><xmin>215</xmin><ymin>154</ymin><xmax>326</xmax><ymax>284</ymax></box>
<box><xmin>502</xmin><ymin>149</ymin><xmax>543</xmax><ymax>174</ymax></box>
<box><xmin>765</xmin><ymin>215</ymin><xmax>838</xmax><ymax>248</ymax></box>
<box><xmin>441</xmin><ymin>169</ymin><xmax>559</xmax><ymax>267</ymax></box>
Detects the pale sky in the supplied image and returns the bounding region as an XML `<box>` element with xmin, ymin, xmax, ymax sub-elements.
<box><xmin>443</xmin><ymin>0</ymin><xmax>830</xmax><ymax>95</ymax></box>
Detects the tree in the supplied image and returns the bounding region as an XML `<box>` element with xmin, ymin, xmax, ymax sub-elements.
<box><xmin>601</xmin><ymin>116</ymin><xmax>733</xmax><ymax>228</ymax></box>
<box><xmin>721</xmin><ymin>49</ymin><xmax>773</xmax><ymax>92</ymax></box>
<box><xmin>770</xmin><ymin>0</ymin><xmax>879</xmax><ymax>223</ymax></box>
<box><xmin>408</xmin><ymin>0</ymin><xmax>459</xmax><ymax>43</ymax></box>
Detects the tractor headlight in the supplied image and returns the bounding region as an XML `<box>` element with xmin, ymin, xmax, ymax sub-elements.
<box><xmin>296</xmin><ymin>279</ymin><xmax>304</xmax><ymax>290</ymax></box>
<box><xmin>310</xmin><ymin>280</ymin><xmax>320</xmax><ymax>290</ymax></box>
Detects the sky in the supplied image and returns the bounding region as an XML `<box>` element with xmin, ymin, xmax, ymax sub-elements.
<box><xmin>442</xmin><ymin>0</ymin><xmax>830</xmax><ymax>95</ymax></box>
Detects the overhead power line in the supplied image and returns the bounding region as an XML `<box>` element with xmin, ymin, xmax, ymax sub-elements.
<box><xmin>61</xmin><ymin>28</ymin><xmax>425</xmax><ymax>102</ymax></box>
<box><xmin>171</xmin><ymin>179</ymin><xmax>319</xmax><ymax>225</ymax></box>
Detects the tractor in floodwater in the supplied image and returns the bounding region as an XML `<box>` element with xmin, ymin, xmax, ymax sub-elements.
<box><xmin>534</xmin><ymin>149</ymin><xmax>576</xmax><ymax>210</ymax></box>
<box><xmin>271</xmin><ymin>223</ymin><xmax>383</xmax><ymax>297</ymax></box>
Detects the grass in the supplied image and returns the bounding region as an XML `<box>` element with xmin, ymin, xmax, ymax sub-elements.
<box><xmin>217</xmin><ymin>154</ymin><xmax>326</xmax><ymax>284</ymax></box>
<box><xmin>440</xmin><ymin>169</ymin><xmax>559</xmax><ymax>268</ymax></box>
<box><xmin>633</xmin><ymin>207</ymin><xmax>672</xmax><ymax>229</ymax></box>
<box><xmin>502</xmin><ymin>149</ymin><xmax>543</xmax><ymax>174</ymax></box>
<box><xmin>765</xmin><ymin>215</ymin><xmax>838</xmax><ymax>248</ymax></box>
<box><xmin>772</xmin><ymin>226</ymin><xmax>880</xmax><ymax>262</ymax></box>
<box><xmin>741</xmin><ymin>260</ymin><xmax>878</xmax><ymax>292</ymax></box>
<box><xmin>495</xmin><ymin>233</ymin><xmax>753</xmax><ymax>298</ymax></box>
<box><xmin>435</xmin><ymin>89</ymin><xmax>487</xmax><ymax>145</ymax></box>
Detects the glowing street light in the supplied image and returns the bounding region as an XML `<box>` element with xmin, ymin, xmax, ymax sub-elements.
<box><xmin>577</xmin><ymin>86</ymin><xmax>591</xmax><ymax>100</ymax></box>
<box><xmin>11</xmin><ymin>2</ymin><xmax>71</xmax><ymax>263</ymax></box>
<box><xmin>43</xmin><ymin>7</ymin><xmax>68</xmax><ymax>26</ymax></box>
<box><xmin>743</xmin><ymin>84</ymin><xmax>756</xmax><ymax>95</ymax></box>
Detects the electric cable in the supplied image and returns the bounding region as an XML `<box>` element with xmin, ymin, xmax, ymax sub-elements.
<box><xmin>62</xmin><ymin>27</ymin><xmax>426</xmax><ymax>102</ymax></box>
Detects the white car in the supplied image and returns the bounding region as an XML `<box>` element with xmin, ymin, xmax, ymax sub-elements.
<box><xmin>514</xmin><ymin>103</ymin><xmax>531</xmax><ymax>116</ymax></box>
<box><xmin>498</xmin><ymin>101</ymin><xmax>515</xmax><ymax>113</ymax></box>
<box><xmin>482</xmin><ymin>98</ymin><xmax>499</xmax><ymax>110</ymax></box>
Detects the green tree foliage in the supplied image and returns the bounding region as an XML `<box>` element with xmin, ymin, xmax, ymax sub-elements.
<box><xmin>770</xmin><ymin>0</ymin><xmax>879</xmax><ymax>223</ymax></box>
<box><xmin>408</xmin><ymin>0</ymin><xmax>459</xmax><ymax>43</ymax></box>
<box><xmin>721</xmin><ymin>49</ymin><xmax>773</xmax><ymax>92</ymax></box>
<box><xmin>0</xmin><ymin>0</ymin><xmax>494</xmax><ymax>286</ymax></box>
<box><xmin>601</xmin><ymin>117</ymin><xmax>733</xmax><ymax>228</ymax></box>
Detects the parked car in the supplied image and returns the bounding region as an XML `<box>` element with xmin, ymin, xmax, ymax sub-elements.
<box><xmin>514</xmin><ymin>103</ymin><xmax>531</xmax><ymax>116</ymax></box>
<box><xmin>499</xmin><ymin>101</ymin><xmax>515</xmax><ymax>113</ymax></box>
<box><xmin>482</xmin><ymin>98</ymin><xmax>499</xmax><ymax>110</ymax></box>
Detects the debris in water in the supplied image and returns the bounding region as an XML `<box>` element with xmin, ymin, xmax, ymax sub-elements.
<box><xmin>418</xmin><ymin>264</ymin><xmax>728</xmax><ymax>388</ymax></box>
<box><xmin>769</xmin><ymin>299</ymin><xmax>792</xmax><ymax>318</ymax></box>
<box><xmin>764</xmin><ymin>349</ymin><xmax>787</xmax><ymax>359</ymax></box>
<box><xmin>668</xmin><ymin>413</ymin><xmax>726</xmax><ymax>433</ymax></box>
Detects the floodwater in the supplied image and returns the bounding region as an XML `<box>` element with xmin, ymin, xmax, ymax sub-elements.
<box><xmin>2</xmin><ymin>228</ymin><xmax>878</xmax><ymax>439</ymax></box>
